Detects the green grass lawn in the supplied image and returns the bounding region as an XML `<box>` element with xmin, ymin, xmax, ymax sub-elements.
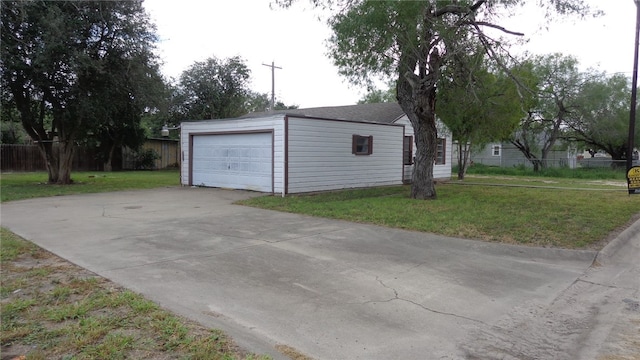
<box><xmin>460</xmin><ymin>174</ymin><xmax>628</xmax><ymax>189</ymax></box>
<box><xmin>0</xmin><ymin>170</ymin><xmax>180</xmax><ymax>202</ymax></box>
<box><xmin>239</xmin><ymin>180</ymin><xmax>639</xmax><ymax>249</ymax></box>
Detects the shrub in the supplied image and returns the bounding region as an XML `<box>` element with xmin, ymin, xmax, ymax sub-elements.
<box><xmin>133</xmin><ymin>149</ymin><xmax>159</xmax><ymax>170</ymax></box>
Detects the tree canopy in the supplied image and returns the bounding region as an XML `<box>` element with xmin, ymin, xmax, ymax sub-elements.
<box><xmin>174</xmin><ymin>56</ymin><xmax>252</xmax><ymax>121</ymax></box>
<box><xmin>438</xmin><ymin>50</ymin><xmax>527</xmax><ymax>179</ymax></box>
<box><xmin>145</xmin><ymin>55</ymin><xmax>299</xmax><ymax>138</ymax></box>
<box><xmin>276</xmin><ymin>0</ymin><xmax>600</xmax><ymax>199</ymax></box>
<box><xmin>1</xmin><ymin>0</ymin><xmax>163</xmax><ymax>182</ymax></box>
<box><xmin>568</xmin><ymin>73</ymin><xmax>639</xmax><ymax>161</ymax></box>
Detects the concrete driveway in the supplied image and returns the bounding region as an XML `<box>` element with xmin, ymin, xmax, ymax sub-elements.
<box><xmin>2</xmin><ymin>187</ymin><xmax>638</xmax><ymax>359</ymax></box>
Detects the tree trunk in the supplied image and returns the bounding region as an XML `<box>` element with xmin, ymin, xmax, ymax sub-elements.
<box><xmin>532</xmin><ymin>159</ymin><xmax>542</xmax><ymax>172</ymax></box>
<box><xmin>394</xmin><ymin>8</ymin><xmax>443</xmax><ymax>200</ymax></box>
<box><xmin>410</xmin><ymin>116</ymin><xmax>438</xmax><ymax>199</ymax></box>
<box><xmin>103</xmin><ymin>143</ymin><xmax>116</xmax><ymax>172</ymax></box>
<box><xmin>39</xmin><ymin>142</ymin><xmax>59</xmax><ymax>183</ymax></box>
<box><xmin>55</xmin><ymin>141</ymin><xmax>75</xmax><ymax>184</ymax></box>
<box><xmin>457</xmin><ymin>141</ymin><xmax>471</xmax><ymax>180</ymax></box>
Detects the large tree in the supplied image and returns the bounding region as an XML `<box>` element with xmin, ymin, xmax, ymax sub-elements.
<box><xmin>1</xmin><ymin>0</ymin><xmax>162</xmax><ymax>182</ymax></box>
<box><xmin>438</xmin><ymin>50</ymin><xmax>527</xmax><ymax>179</ymax></box>
<box><xmin>567</xmin><ymin>73</ymin><xmax>639</xmax><ymax>161</ymax></box>
<box><xmin>510</xmin><ymin>53</ymin><xmax>585</xmax><ymax>171</ymax></box>
<box><xmin>277</xmin><ymin>0</ymin><xmax>598</xmax><ymax>199</ymax></box>
<box><xmin>174</xmin><ymin>56</ymin><xmax>252</xmax><ymax>121</ymax></box>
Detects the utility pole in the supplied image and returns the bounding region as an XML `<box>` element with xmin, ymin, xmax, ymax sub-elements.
<box><xmin>262</xmin><ymin>61</ymin><xmax>282</xmax><ymax>111</ymax></box>
<box><xmin>627</xmin><ymin>0</ymin><xmax>640</xmax><ymax>194</ymax></box>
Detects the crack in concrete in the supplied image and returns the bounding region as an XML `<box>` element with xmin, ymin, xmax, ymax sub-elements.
<box><xmin>576</xmin><ymin>278</ymin><xmax>635</xmax><ymax>291</ymax></box>
<box><xmin>368</xmin><ymin>276</ymin><xmax>489</xmax><ymax>326</ymax></box>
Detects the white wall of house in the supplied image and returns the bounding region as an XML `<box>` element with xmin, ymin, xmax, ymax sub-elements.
<box><xmin>394</xmin><ymin>115</ymin><xmax>452</xmax><ymax>181</ymax></box>
<box><xmin>286</xmin><ymin>116</ymin><xmax>404</xmax><ymax>193</ymax></box>
<box><xmin>471</xmin><ymin>142</ymin><xmax>578</xmax><ymax>169</ymax></box>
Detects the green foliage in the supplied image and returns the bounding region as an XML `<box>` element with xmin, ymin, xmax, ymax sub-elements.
<box><xmin>357</xmin><ymin>83</ymin><xmax>396</xmax><ymax>104</ymax></box>
<box><xmin>438</xmin><ymin>49</ymin><xmax>527</xmax><ymax>178</ymax></box>
<box><xmin>0</xmin><ymin>104</ymin><xmax>27</xmax><ymax>144</ymax></box>
<box><xmin>133</xmin><ymin>148</ymin><xmax>160</xmax><ymax>170</ymax></box>
<box><xmin>245</xmin><ymin>92</ymin><xmax>299</xmax><ymax>112</ymax></box>
<box><xmin>568</xmin><ymin>73</ymin><xmax>639</xmax><ymax>160</ymax></box>
<box><xmin>1</xmin><ymin>1</ymin><xmax>164</xmax><ymax>183</ymax></box>
<box><xmin>510</xmin><ymin>53</ymin><xmax>585</xmax><ymax>171</ymax></box>
<box><xmin>174</xmin><ymin>55</ymin><xmax>252</xmax><ymax>120</ymax></box>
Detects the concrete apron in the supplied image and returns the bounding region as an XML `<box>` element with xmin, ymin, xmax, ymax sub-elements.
<box><xmin>2</xmin><ymin>187</ymin><xmax>636</xmax><ymax>359</ymax></box>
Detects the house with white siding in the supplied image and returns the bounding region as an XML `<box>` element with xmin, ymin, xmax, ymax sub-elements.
<box><xmin>180</xmin><ymin>103</ymin><xmax>451</xmax><ymax>195</ymax></box>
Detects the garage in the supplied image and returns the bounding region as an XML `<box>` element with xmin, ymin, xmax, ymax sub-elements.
<box><xmin>181</xmin><ymin>103</ymin><xmax>451</xmax><ymax>195</ymax></box>
<box><xmin>190</xmin><ymin>132</ymin><xmax>273</xmax><ymax>192</ymax></box>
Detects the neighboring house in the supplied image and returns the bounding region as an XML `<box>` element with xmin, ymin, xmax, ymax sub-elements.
<box><xmin>180</xmin><ymin>103</ymin><xmax>452</xmax><ymax>195</ymax></box>
<box><xmin>470</xmin><ymin>141</ymin><xmax>578</xmax><ymax>169</ymax></box>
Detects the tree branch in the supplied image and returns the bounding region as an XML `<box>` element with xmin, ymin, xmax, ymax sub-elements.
<box><xmin>471</xmin><ymin>21</ymin><xmax>524</xmax><ymax>36</ymax></box>
<box><xmin>434</xmin><ymin>0</ymin><xmax>486</xmax><ymax>17</ymax></box>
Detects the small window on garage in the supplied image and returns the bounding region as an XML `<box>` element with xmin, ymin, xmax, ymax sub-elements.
<box><xmin>352</xmin><ymin>135</ymin><xmax>373</xmax><ymax>155</ymax></box>
<box><xmin>403</xmin><ymin>136</ymin><xmax>413</xmax><ymax>165</ymax></box>
<box><xmin>435</xmin><ymin>138</ymin><xmax>446</xmax><ymax>165</ymax></box>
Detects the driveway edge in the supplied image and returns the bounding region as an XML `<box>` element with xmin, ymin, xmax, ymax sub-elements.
<box><xmin>596</xmin><ymin>216</ymin><xmax>640</xmax><ymax>265</ymax></box>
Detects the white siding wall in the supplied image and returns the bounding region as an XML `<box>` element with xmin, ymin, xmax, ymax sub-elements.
<box><xmin>286</xmin><ymin>117</ymin><xmax>404</xmax><ymax>193</ymax></box>
<box><xmin>180</xmin><ymin>116</ymin><xmax>285</xmax><ymax>194</ymax></box>
<box><xmin>394</xmin><ymin>115</ymin><xmax>452</xmax><ymax>181</ymax></box>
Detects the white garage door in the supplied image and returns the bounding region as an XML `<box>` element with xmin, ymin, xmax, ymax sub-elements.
<box><xmin>191</xmin><ymin>132</ymin><xmax>273</xmax><ymax>192</ymax></box>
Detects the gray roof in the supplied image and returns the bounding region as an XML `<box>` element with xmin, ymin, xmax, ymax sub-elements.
<box><xmin>238</xmin><ymin>102</ymin><xmax>405</xmax><ymax>124</ymax></box>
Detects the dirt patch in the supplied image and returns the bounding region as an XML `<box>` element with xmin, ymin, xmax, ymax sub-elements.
<box><xmin>276</xmin><ymin>344</ymin><xmax>315</xmax><ymax>360</ymax></box>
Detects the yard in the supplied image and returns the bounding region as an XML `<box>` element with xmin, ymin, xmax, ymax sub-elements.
<box><xmin>239</xmin><ymin>175</ymin><xmax>639</xmax><ymax>249</ymax></box>
<box><xmin>1</xmin><ymin>170</ymin><xmax>638</xmax><ymax>359</ymax></box>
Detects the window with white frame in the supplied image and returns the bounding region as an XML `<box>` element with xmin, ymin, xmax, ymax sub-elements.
<box><xmin>435</xmin><ymin>138</ymin><xmax>446</xmax><ymax>165</ymax></box>
<box><xmin>492</xmin><ymin>144</ymin><xmax>501</xmax><ymax>157</ymax></box>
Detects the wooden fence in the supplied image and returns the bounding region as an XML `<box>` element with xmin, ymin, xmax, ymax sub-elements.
<box><xmin>1</xmin><ymin>144</ymin><xmax>102</xmax><ymax>172</ymax></box>
<box><xmin>122</xmin><ymin>138</ymin><xmax>181</xmax><ymax>170</ymax></box>
<box><xmin>1</xmin><ymin>139</ymin><xmax>180</xmax><ymax>172</ymax></box>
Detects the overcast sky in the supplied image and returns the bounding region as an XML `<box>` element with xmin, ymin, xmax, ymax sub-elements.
<box><xmin>143</xmin><ymin>0</ymin><xmax>638</xmax><ymax>109</ymax></box>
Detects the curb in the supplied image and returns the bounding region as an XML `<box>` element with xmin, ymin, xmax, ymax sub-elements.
<box><xmin>595</xmin><ymin>217</ymin><xmax>640</xmax><ymax>265</ymax></box>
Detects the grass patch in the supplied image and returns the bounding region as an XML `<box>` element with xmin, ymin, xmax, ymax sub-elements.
<box><xmin>462</xmin><ymin>163</ymin><xmax>627</xmax><ymax>180</ymax></box>
<box><xmin>459</xmin><ymin>175</ymin><xmax>628</xmax><ymax>190</ymax></box>
<box><xmin>0</xmin><ymin>229</ymin><xmax>269</xmax><ymax>360</ymax></box>
<box><xmin>239</xmin><ymin>181</ymin><xmax>639</xmax><ymax>249</ymax></box>
<box><xmin>0</xmin><ymin>170</ymin><xmax>180</xmax><ymax>202</ymax></box>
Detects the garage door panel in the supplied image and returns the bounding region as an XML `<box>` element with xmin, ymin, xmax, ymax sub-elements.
<box><xmin>192</xmin><ymin>133</ymin><xmax>272</xmax><ymax>192</ymax></box>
